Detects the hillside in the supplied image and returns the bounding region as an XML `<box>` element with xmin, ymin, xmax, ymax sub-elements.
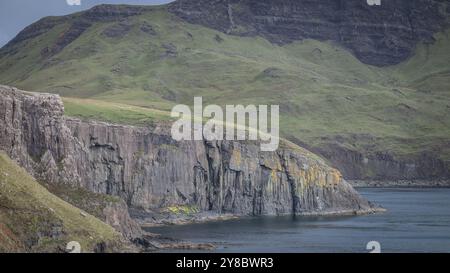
<box><xmin>170</xmin><ymin>0</ymin><xmax>449</xmax><ymax>66</ymax></box>
<box><xmin>0</xmin><ymin>152</ymin><xmax>124</xmax><ymax>253</ymax></box>
<box><xmin>0</xmin><ymin>3</ymin><xmax>449</xmax><ymax>181</ymax></box>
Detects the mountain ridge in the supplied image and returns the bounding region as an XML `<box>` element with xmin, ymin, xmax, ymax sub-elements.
<box><xmin>169</xmin><ymin>0</ymin><xmax>449</xmax><ymax>66</ymax></box>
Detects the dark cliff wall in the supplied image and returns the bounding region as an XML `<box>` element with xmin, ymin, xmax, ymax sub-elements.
<box><xmin>0</xmin><ymin>85</ymin><xmax>377</xmax><ymax>216</ymax></box>
<box><xmin>313</xmin><ymin>144</ymin><xmax>450</xmax><ymax>181</ymax></box>
<box><xmin>169</xmin><ymin>0</ymin><xmax>449</xmax><ymax>66</ymax></box>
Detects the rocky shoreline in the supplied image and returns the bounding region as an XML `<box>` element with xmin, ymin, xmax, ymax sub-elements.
<box><xmin>130</xmin><ymin>207</ymin><xmax>239</xmax><ymax>227</ymax></box>
<box><xmin>132</xmin><ymin>206</ymin><xmax>386</xmax><ymax>229</ymax></box>
<box><xmin>132</xmin><ymin>205</ymin><xmax>386</xmax><ymax>252</ymax></box>
<box><xmin>349</xmin><ymin>180</ymin><xmax>450</xmax><ymax>188</ymax></box>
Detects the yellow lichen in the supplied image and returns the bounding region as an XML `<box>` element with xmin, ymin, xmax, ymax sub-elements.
<box><xmin>270</xmin><ymin>169</ymin><xmax>278</xmax><ymax>181</ymax></box>
<box><xmin>163</xmin><ymin>205</ymin><xmax>199</xmax><ymax>215</ymax></box>
<box><xmin>288</xmin><ymin>162</ymin><xmax>344</xmax><ymax>194</ymax></box>
<box><xmin>326</xmin><ymin>169</ymin><xmax>342</xmax><ymax>186</ymax></box>
<box><xmin>261</xmin><ymin>154</ymin><xmax>283</xmax><ymax>171</ymax></box>
<box><xmin>230</xmin><ymin>149</ymin><xmax>242</xmax><ymax>166</ymax></box>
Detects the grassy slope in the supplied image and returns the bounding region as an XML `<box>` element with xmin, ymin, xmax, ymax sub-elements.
<box><xmin>63</xmin><ymin>97</ymin><xmax>173</xmax><ymax>126</ymax></box>
<box><xmin>0</xmin><ymin>152</ymin><xmax>123</xmax><ymax>252</ymax></box>
<box><xmin>0</xmin><ymin>6</ymin><xmax>449</xmax><ymax>162</ymax></box>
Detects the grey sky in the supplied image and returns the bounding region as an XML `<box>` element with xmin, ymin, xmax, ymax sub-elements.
<box><xmin>0</xmin><ymin>0</ymin><xmax>174</xmax><ymax>47</ymax></box>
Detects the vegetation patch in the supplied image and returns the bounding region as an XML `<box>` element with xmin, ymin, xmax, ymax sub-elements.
<box><xmin>162</xmin><ymin>205</ymin><xmax>199</xmax><ymax>216</ymax></box>
<box><xmin>0</xmin><ymin>152</ymin><xmax>124</xmax><ymax>252</ymax></box>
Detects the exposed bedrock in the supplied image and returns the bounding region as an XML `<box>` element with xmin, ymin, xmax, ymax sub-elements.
<box><xmin>314</xmin><ymin>144</ymin><xmax>450</xmax><ymax>181</ymax></box>
<box><xmin>169</xmin><ymin>0</ymin><xmax>449</xmax><ymax>66</ymax></box>
<box><xmin>0</xmin><ymin>85</ymin><xmax>379</xmax><ymax>218</ymax></box>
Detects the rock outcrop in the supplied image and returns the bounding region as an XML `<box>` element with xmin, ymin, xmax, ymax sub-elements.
<box><xmin>169</xmin><ymin>0</ymin><xmax>449</xmax><ymax>66</ymax></box>
<box><xmin>313</xmin><ymin>143</ymin><xmax>450</xmax><ymax>181</ymax></box>
<box><xmin>0</xmin><ymin>85</ymin><xmax>379</xmax><ymax>218</ymax></box>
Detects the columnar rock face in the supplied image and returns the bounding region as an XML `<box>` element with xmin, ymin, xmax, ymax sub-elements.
<box><xmin>0</xmin><ymin>85</ymin><xmax>377</xmax><ymax>215</ymax></box>
<box><xmin>169</xmin><ymin>0</ymin><xmax>449</xmax><ymax>66</ymax></box>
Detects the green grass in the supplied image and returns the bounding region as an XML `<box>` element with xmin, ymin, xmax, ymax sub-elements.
<box><xmin>0</xmin><ymin>5</ymin><xmax>449</xmax><ymax>162</ymax></box>
<box><xmin>41</xmin><ymin>180</ymin><xmax>120</xmax><ymax>222</ymax></box>
<box><xmin>63</xmin><ymin>97</ymin><xmax>173</xmax><ymax>126</ymax></box>
<box><xmin>0</xmin><ymin>152</ymin><xmax>123</xmax><ymax>252</ymax></box>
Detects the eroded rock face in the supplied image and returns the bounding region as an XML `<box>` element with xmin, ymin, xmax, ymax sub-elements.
<box><xmin>0</xmin><ymin>85</ymin><xmax>377</xmax><ymax>216</ymax></box>
<box><xmin>313</xmin><ymin>143</ymin><xmax>450</xmax><ymax>181</ymax></box>
<box><xmin>43</xmin><ymin>20</ymin><xmax>92</xmax><ymax>57</ymax></box>
<box><xmin>81</xmin><ymin>4</ymin><xmax>147</xmax><ymax>21</ymax></box>
<box><xmin>169</xmin><ymin>0</ymin><xmax>449</xmax><ymax>66</ymax></box>
<box><xmin>102</xmin><ymin>200</ymin><xmax>143</xmax><ymax>240</ymax></box>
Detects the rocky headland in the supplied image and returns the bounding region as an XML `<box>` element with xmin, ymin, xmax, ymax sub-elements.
<box><xmin>0</xmin><ymin>85</ymin><xmax>383</xmax><ymax>251</ymax></box>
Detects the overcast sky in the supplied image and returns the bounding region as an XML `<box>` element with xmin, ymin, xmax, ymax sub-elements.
<box><xmin>0</xmin><ymin>0</ymin><xmax>174</xmax><ymax>47</ymax></box>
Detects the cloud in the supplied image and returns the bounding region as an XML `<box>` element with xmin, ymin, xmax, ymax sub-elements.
<box><xmin>66</xmin><ymin>0</ymin><xmax>81</xmax><ymax>5</ymax></box>
<box><xmin>367</xmin><ymin>0</ymin><xmax>381</xmax><ymax>6</ymax></box>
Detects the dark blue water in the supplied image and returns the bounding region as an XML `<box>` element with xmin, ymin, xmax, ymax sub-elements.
<box><xmin>146</xmin><ymin>188</ymin><xmax>450</xmax><ymax>253</ymax></box>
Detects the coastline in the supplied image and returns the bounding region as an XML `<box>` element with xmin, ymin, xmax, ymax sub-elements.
<box><xmin>132</xmin><ymin>182</ymin><xmax>449</xmax><ymax>252</ymax></box>
<box><xmin>348</xmin><ymin>180</ymin><xmax>450</xmax><ymax>188</ymax></box>
<box><xmin>138</xmin><ymin>205</ymin><xmax>386</xmax><ymax>252</ymax></box>
<box><xmin>132</xmin><ymin>206</ymin><xmax>386</xmax><ymax>228</ymax></box>
<box><xmin>142</xmin><ymin>188</ymin><xmax>450</xmax><ymax>253</ymax></box>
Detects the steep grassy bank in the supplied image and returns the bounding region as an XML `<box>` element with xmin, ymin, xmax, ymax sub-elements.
<box><xmin>0</xmin><ymin>152</ymin><xmax>125</xmax><ymax>252</ymax></box>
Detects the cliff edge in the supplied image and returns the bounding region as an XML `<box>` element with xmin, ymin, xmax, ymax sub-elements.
<box><xmin>0</xmin><ymin>85</ymin><xmax>381</xmax><ymax>218</ymax></box>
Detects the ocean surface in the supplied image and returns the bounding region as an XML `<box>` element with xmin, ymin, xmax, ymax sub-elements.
<box><xmin>145</xmin><ymin>188</ymin><xmax>450</xmax><ymax>253</ymax></box>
